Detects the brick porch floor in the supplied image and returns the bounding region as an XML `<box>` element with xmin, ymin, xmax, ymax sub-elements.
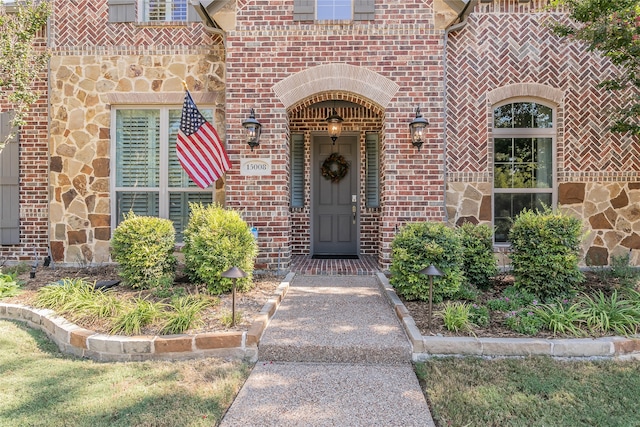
<box><xmin>290</xmin><ymin>255</ymin><xmax>380</xmax><ymax>275</ymax></box>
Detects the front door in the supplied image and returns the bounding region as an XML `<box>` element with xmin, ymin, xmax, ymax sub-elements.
<box><xmin>312</xmin><ymin>135</ymin><xmax>358</xmax><ymax>256</ymax></box>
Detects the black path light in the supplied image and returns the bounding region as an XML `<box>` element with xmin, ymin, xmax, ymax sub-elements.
<box><xmin>419</xmin><ymin>264</ymin><xmax>443</xmax><ymax>330</ymax></box>
<box><xmin>221</xmin><ymin>266</ymin><xmax>248</xmax><ymax>327</ymax></box>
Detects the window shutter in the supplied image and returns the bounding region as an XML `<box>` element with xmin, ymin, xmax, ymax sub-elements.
<box><xmin>0</xmin><ymin>112</ymin><xmax>20</xmax><ymax>245</ymax></box>
<box><xmin>365</xmin><ymin>132</ymin><xmax>380</xmax><ymax>208</ymax></box>
<box><xmin>354</xmin><ymin>0</ymin><xmax>375</xmax><ymax>20</ymax></box>
<box><xmin>293</xmin><ymin>0</ymin><xmax>314</xmax><ymax>21</ymax></box>
<box><xmin>108</xmin><ymin>0</ymin><xmax>136</xmax><ymax>23</ymax></box>
<box><xmin>290</xmin><ymin>134</ymin><xmax>305</xmax><ymax>207</ymax></box>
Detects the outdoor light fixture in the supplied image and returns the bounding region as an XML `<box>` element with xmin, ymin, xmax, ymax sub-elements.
<box><xmin>409</xmin><ymin>106</ymin><xmax>429</xmax><ymax>151</ymax></box>
<box><xmin>419</xmin><ymin>264</ymin><xmax>443</xmax><ymax>330</ymax></box>
<box><xmin>326</xmin><ymin>103</ymin><xmax>343</xmax><ymax>144</ymax></box>
<box><xmin>242</xmin><ymin>108</ymin><xmax>262</xmax><ymax>151</ymax></box>
<box><xmin>221</xmin><ymin>266</ymin><xmax>248</xmax><ymax>327</ymax></box>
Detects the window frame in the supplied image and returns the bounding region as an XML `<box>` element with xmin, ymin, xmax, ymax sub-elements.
<box><xmin>110</xmin><ymin>105</ymin><xmax>215</xmax><ymax>240</ymax></box>
<box><xmin>491</xmin><ymin>98</ymin><xmax>557</xmax><ymax>245</ymax></box>
<box><xmin>316</xmin><ymin>0</ymin><xmax>353</xmax><ymax>21</ymax></box>
<box><xmin>139</xmin><ymin>0</ymin><xmax>188</xmax><ymax>22</ymax></box>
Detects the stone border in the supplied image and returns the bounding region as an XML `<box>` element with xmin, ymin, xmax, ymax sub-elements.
<box><xmin>0</xmin><ymin>272</ymin><xmax>294</xmax><ymax>362</ymax></box>
<box><xmin>375</xmin><ymin>273</ymin><xmax>640</xmax><ymax>361</ymax></box>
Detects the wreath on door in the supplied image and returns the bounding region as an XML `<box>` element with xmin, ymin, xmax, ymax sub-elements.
<box><xmin>321</xmin><ymin>152</ymin><xmax>350</xmax><ymax>183</ymax></box>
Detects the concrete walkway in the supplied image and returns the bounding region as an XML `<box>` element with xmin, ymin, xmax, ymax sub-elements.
<box><xmin>220</xmin><ymin>275</ymin><xmax>436</xmax><ymax>427</ymax></box>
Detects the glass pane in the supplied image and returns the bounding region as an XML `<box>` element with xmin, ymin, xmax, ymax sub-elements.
<box><xmin>169</xmin><ymin>192</ymin><xmax>214</xmax><ymax>241</ymax></box>
<box><xmin>533</xmin><ymin>138</ymin><xmax>552</xmax><ymax>188</ymax></box>
<box><xmin>513</xmin><ymin>102</ymin><xmax>534</xmax><ymax>128</ymax></box>
<box><xmin>533</xmin><ymin>104</ymin><xmax>553</xmax><ymax>128</ymax></box>
<box><xmin>493</xmin><ymin>105</ymin><xmax>512</xmax><ymax>128</ymax></box>
<box><xmin>168</xmin><ymin>108</ymin><xmax>214</xmax><ymax>188</ymax></box>
<box><xmin>317</xmin><ymin>0</ymin><xmax>352</xmax><ymax>20</ymax></box>
<box><xmin>116</xmin><ymin>192</ymin><xmax>159</xmax><ymax>225</ymax></box>
<box><xmin>493</xmin><ymin>192</ymin><xmax>552</xmax><ymax>242</ymax></box>
<box><xmin>494</xmin><ymin>138</ymin><xmax>512</xmax><ymax>162</ymax></box>
<box><xmin>494</xmin><ymin>164</ymin><xmax>512</xmax><ymax>188</ymax></box>
<box><xmin>514</xmin><ymin>138</ymin><xmax>532</xmax><ymax>163</ymax></box>
<box><xmin>510</xmin><ymin>163</ymin><xmax>534</xmax><ymax>188</ymax></box>
<box><xmin>116</xmin><ymin>110</ymin><xmax>160</xmax><ymax>187</ymax></box>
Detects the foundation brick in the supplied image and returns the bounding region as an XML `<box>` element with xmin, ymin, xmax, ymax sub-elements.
<box><xmin>195</xmin><ymin>332</ymin><xmax>243</xmax><ymax>350</ymax></box>
<box><xmin>154</xmin><ymin>335</ymin><xmax>193</xmax><ymax>353</ymax></box>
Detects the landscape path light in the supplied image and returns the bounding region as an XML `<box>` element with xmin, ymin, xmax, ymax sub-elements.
<box><xmin>419</xmin><ymin>264</ymin><xmax>443</xmax><ymax>330</ymax></box>
<box><xmin>221</xmin><ymin>266</ymin><xmax>248</xmax><ymax>327</ymax></box>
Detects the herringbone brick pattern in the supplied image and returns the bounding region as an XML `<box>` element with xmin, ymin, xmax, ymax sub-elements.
<box><xmin>51</xmin><ymin>0</ymin><xmax>211</xmax><ymax>48</ymax></box>
<box><xmin>447</xmin><ymin>8</ymin><xmax>640</xmax><ymax>176</ymax></box>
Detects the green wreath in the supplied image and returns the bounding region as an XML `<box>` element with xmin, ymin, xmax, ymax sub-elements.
<box><xmin>321</xmin><ymin>152</ymin><xmax>350</xmax><ymax>183</ymax></box>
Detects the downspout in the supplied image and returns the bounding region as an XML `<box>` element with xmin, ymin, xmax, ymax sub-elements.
<box><xmin>441</xmin><ymin>2</ymin><xmax>473</xmax><ymax>225</ymax></box>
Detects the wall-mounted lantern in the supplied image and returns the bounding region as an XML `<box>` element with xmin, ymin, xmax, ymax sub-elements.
<box><xmin>326</xmin><ymin>105</ymin><xmax>343</xmax><ymax>144</ymax></box>
<box><xmin>242</xmin><ymin>108</ymin><xmax>262</xmax><ymax>151</ymax></box>
<box><xmin>409</xmin><ymin>106</ymin><xmax>429</xmax><ymax>151</ymax></box>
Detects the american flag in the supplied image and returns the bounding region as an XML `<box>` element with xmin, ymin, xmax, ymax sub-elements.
<box><xmin>176</xmin><ymin>91</ymin><xmax>231</xmax><ymax>189</ymax></box>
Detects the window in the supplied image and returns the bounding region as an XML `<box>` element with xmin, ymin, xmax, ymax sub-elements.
<box><xmin>142</xmin><ymin>0</ymin><xmax>187</xmax><ymax>22</ymax></box>
<box><xmin>493</xmin><ymin>101</ymin><xmax>555</xmax><ymax>243</ymax></box>
<box><xmin>108</xmin><ymin>0</ymin><xmax>199</xmax><ymax>23</ymax></box>
<box><xmin>317</xmin><ymin>0</ymin><xmax>352</xmax><ymax>20</ymax></box>
<box><xmin>112</xmin><ymin>107</ymin><xmax>215</xmax><ymax>241</ymax></box>
<box><xmin>365</xmin><ymin>132</ymin><xmax>380</xmax><ymax>208</ymax></box>
<box><xmin>293</xmin><ymin>0</ymin><xmax>374</xmax><ymax>21</ymax></box>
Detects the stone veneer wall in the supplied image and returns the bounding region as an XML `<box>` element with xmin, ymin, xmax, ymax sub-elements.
<box><xmin>225</xmin><ymin>0</ymin><xmax>446</xmax><ymax>269</ymax></box>
<box><xmin>47</xmin><ymin>0</ymin><xmax>225</xmax><ymax>264</ymax></box>
<box><xmin>444</xmin><ymin>0</ymin><xmax>640</xmax><ymax>266</ymax></box>
<box><xmin>0</xmin><ymin>30</ymin><xmax>49</xmax><ymax>263</ymax></box>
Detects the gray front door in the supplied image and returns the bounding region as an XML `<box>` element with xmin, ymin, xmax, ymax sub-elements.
<box><xmin>312</xmin><ymin>135</ymin><xmax>358</xmax><ymax>256</ymax></box>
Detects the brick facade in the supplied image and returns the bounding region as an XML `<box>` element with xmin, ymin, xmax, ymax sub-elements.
<box><xmin>0</xmin><ymin>31</ymin><xmax>49</xmax><ymax>263</ymax></box>
<box><xmin>446</xmin><ymin>1</ymin><xmax>640</xmax><ymax>265</ymax></box>
<box><xmin>2</xmin><ymin>0</ymin><xmax>639</xmax><ymax>269</ymax></box>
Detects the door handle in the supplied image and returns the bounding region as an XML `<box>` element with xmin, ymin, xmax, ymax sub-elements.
<box><xmin>352</xmin><ymin>205</ymin><xmax>356</xmax><ymax>224</ymax></box>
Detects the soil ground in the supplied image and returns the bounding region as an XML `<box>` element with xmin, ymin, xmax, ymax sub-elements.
<box><xmin>3</xmin><ymin>264</ymin><xmax>284</xmax><ymax>335</ymax></box>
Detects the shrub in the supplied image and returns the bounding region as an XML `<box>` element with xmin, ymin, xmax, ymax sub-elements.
<box><xmin>534</xmin><ymin>301</ymin><xmax>586</xmax><ymax>336</ymax></box>
<box><xmin>504</xmin><ymin>308</ymin><xmax>545</xmax><ymax>335</ymax></box>
<box><xmin>0</xmin><ymin>272</ymin><xmax>21</xmax><ymax>298</ymax></box>
<box><xmin>579</xmin><ymin>290</ymin><xmax>640</xmax><ymax>336</ymax></box>
<box><xmin>111</xmin><ymin>212</ymin><xmax>177</xmax><ymax>290</ymax></box>
<box><xmin>161</xmin><ymin>295</ymin><xmax>213</xmax><ymax>335</ymax></box>
<box><xmin>390</xmin><ymin>222</ymin><xmax>465</xmax><ymax>303</ymax></box>
<box><xmin>486</xmin><ymin>286</ymin><xmax>537</xmax><ymax>312</ymax></box>
<box><xmin>457</xmin><ymin>222</ymin><xmax>498</xmax><ymax>289</ymax></box>
<box><xmin>509</xmin><ymin>207</ymin><xmax>584</xmax><ymax>300</ymax></box>
<box><xmin>469</xmin><ymin>304</ymin><xmax>490</xmax><ymax>327</ymax></box>
<box><xmin>111</xmin><ymin>299</ymin><xmax>164</xmax><ymax>335</ymax></box>
<box><xmin>183</xmin><ymin>203</ymin><xmax>258</xmax><ymax>294</ymax></box>
<box><xmin>437</xmin><ymin>301</ymin><xmax>475</xmax><ymax>333</ymax></box>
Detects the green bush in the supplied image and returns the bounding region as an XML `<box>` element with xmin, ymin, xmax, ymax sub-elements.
<box><xmin>509</xmin><ymin>207</ymin><xmax>584</xmax><ymax>300</ymax></box>
<box><xmin>437</xmin><ymin>301</ymin><xmax>475</xmax><ymax>333</ymax></box>
<box><xmin>0</xmin><ymin>272</ymin><xmax>21</xmax><ymax>298</ymax></box>
<box><xmin>504</xmin><ymin>308</ymin><xmax>545</xmax><ymax>335</ymax></box>
<box><xmin>111</xmin><ymin>212</ymin><xmax>177</xmax><ymax>290</ymax></box>
<box><xmin>390</xmin><ymin>222</ymin><xmax>465</xmax><ymax>303</ymax></box>
<box><xmin>457</xmin><ymin>222</ymin><xmax>498</xmax><ymax>289</ymax></box>
<box><xmin>182</xmin><ymin>203</ymin><xmax>258</xmax><ymax>294</ymax></box>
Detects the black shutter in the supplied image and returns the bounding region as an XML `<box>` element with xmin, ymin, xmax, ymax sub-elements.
<box><xmin>365</xmin><ymin>132</ymin><xmax>380</xmax><ymax>208</ymax></box>
<box><xmin>0</xmin><ymin>112</ymin><xmax>19</xmax><ymax>244</ymax></box>
<box><xmin>290</xmin><ymin>134</ymin><xmax>305</xmax><ymax>207</ymax></box>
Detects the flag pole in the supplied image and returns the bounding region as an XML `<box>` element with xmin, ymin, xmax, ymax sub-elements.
<box><xmin>182</xmin><ymin>80</ymin><xmax>188</xmax><ymax>91</ymax></box>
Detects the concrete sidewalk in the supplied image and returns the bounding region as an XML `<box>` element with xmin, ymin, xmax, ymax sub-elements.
<box><xmin>220</xmin><ymin>275</ymin><xmax>436</xmax><ymax>427</ymax></box>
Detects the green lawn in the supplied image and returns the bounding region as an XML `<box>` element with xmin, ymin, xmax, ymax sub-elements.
<box><xmin>0</xmin><ymin>320</ymin><xmax>250</xmax><ymax>427</ymax></box>
<box><xmin>417</xmin><ymin>356</ymin><xmax>640</xmax><ymax>427</ymax></box>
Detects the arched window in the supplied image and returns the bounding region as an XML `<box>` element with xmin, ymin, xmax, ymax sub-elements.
<box><xmin>493</xmin><ymin>101</ymin><xmax>556</xmax><ymax>243</ymax></box>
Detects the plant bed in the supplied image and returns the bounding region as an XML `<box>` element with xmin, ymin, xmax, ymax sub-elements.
<box><xmin>401</xmin><ymin>271</ymin><xmax>640</xmax><ymax>339</ymax></box>
<box><xmin>1</xmin><ymin>264</ymin><xmax>284</xmax><ymax>336</ymax></box>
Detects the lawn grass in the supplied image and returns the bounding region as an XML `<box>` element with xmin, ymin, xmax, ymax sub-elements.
<box><xmin>0</xmin><ymin>320</ymin><xmax>251</xmax><ymax>427</ymax></box>
<box><xmin>417</xmin><ymin>356</ymin><xmax>640</xmax><ymax>427</ymax></box>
